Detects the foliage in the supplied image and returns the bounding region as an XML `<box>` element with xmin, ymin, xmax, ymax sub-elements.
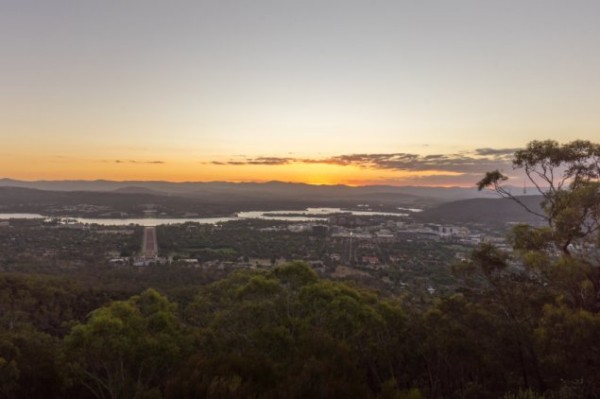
<box><xmin>65</xmin><ymin>289</ymin><xmax>184</xmax><ymax>399</ymax></box>
<box><xmin>170</xmin><ymin>261</ymin><xmax>408</xmax><ymax>398</ymax></box>
<box><xmin>477</xmin><ymin>139</ymin><xmax>600</xmax><ymax>255</ymax></box>
<box><xmin>0</xmin><ymin>327</ymin><xmax>64</xmax><ymax>399</ymax></box>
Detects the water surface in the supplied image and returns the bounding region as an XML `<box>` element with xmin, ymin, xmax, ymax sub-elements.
<box><xmin>0</xmin><ymin>207</ymin><xmax>412</xmax><ymax>226</ymax></box>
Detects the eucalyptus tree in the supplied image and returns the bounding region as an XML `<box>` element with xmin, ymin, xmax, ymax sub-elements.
<box><xmin>478</xmin><ymin>139</ymin><xmax>600</xmax><ymax>256</ymax></box>
<box><xmin>474</xmin><ymin>140</ymin><xmax>600</xmax><ymax>394</ymax></box>
<box><xmin>65</xmin><ymin>289</ymin><xmax>184</xmax><ymax>399</ymax></box>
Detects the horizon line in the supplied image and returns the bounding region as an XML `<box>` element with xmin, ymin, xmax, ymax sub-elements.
<box><xmin>0</xmin><ymin>176</ymin><xmax>500</xmax><ymax>190</ymax></box>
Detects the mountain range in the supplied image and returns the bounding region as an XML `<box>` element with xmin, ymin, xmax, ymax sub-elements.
<box><xmin>0</xmin><ymin>178</ymin><xmax>517</xmax><ymax>203</ymax></box>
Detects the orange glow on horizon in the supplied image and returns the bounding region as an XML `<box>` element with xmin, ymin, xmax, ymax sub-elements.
<box><xmin>0</xmin><ymin>156</ymin><xmax>470</xmax><ymax>187</ymax></box>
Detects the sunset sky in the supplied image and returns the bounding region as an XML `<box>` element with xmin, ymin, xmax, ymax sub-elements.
<box><xmin>2</xmin><ymin>0</ymin><xmax>599</xmax><ymax>186</ymax></box>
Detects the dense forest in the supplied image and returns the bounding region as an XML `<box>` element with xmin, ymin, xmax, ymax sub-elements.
<box><xmin>1</xmin><ymin>140</ymin><xmax>599</xmax><ymax>398</ymax></box>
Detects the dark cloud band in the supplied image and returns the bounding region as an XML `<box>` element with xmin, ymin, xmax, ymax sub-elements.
<box><xmin>211</xmin><ymin>148</ymin><xmax>518</xmax><ymax>175</ymax></box>
<box><xmin>114</xmin><ymin>160</ymin><xmax>165</xmax><ymax>164</ymax></box>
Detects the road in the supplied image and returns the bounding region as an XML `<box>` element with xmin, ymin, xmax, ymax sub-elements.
<box><xmin>142</xmin><ymin>227</ymin><xmax>158</xmax><ymax>258</ymax></box>
<box><xmin>342</xmin><ymin>234</ymin><xmax>356</xmax><ymax>265</ymax></box>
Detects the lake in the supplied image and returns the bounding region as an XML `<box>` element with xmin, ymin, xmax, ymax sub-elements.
<box><xmin>0</xmin><ymin>207</ymin><xmax>416</xmax><ymax>227</ymax></box>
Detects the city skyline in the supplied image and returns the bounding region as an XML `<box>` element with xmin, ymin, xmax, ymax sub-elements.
<box><xmin>2</xmin><ymin>1</ymin><xmax>599</xmax><ymax>186</ymax></box>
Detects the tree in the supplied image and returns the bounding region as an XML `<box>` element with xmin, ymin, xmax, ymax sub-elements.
<box><xmin>473</xmin><ymin>139</ymin><xmax>600</xmax><ymax>394</ymax></box>
<box><xmin>534</xmin><ymin>303</ymin><xmax>600</xmax><ymax>396</ymax></box>
<box><xmin>451</xmin><ymin>245</ymin><xmax>550</xmax><ymax>393</ymax></box>
<box><xmin>0</xmin><ymin>328</ymin><xmax>64</xmax><ymax>399</ymax></box>
<box><xmin>169</xmin><ymin>262</ymin><xmax>410</xmax><ymax>398</ymax></box>
<box><xmin>65</xmin><ymin>289</ymin><xmax>184</xmax><ymax>399</ymax></box>
<box><xmin>477</xmin><ymin>140</ymin><xmax>600</xmax><ymax>311</ymax></box>
<box><xmin>477</xmin><ymin>139</ymin><xmax>600</xmax><ymax>256</ymax></box>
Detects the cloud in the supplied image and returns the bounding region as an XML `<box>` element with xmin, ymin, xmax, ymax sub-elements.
<box><xmin>210</xmin><ymin>148</ymin><xmax>519</xmax><ymax>176</ymax></box>
<box><xmin>212</xmin><ymin>161</ymin><xmax>253</xmax><ymax>166</ymax></box>
<box><xmin>114</xmin><ymin>160</ymin><xmax>165</xmax><ymax>164</ymax></box>
<box><xmin>474</xmin><ymin>148</ymin><xmax>520</xmax><ymax>157</ymax></box>
<box><xmin>246</xmin><ymin>157</ymin><xmax>292</xmax><ymax>165</ymax></box>
<box><xmin>212</xmin><ymin>157</ymin><xmax>292</xmax><ymax>166</ymax></box>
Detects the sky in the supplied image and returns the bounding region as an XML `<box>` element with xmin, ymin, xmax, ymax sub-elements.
<box><xmin>1</xmin><ymin>0</ymin><xmax>599</xmax><ymax>186</ymax></box>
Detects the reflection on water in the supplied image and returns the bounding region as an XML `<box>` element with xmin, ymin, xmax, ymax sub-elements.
<box><xmin>238</xmin><ymin>207</ymin><xmax>411</xmax><ymax>219</ymax></box>
<box><xmin>0</xmin><ymin>213</ymin><xmax>47</xmax><ymax>219</ymax></box>
<box><xmin>70</xmin><ymin>216</ymin><xmax>237</xmax><ymax>226</ymax></box>
<box><xmin>0</xmin><ymin>206</ymin><xmax>417</xmax><ymax>227</ymax></box>
<box><xmin>0</xmin><ymin>213</ymin><xmax>235</xmax><ymax>227</ymax></box>
<box><xmin>397</xmin><ymin>207</ymin><xmax>423</xmax><ymax>213</ymax></box>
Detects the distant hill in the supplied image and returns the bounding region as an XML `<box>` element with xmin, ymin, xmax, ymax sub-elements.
<box><xmin>0</xmin><ymin>178</ymin><xmax>513</xmax><ymax>204</ymax></box>
<box><xmin>112</xmin><ymin>186</ymin><xmax>169</xmax><ymax>196</ymax></box>
<box><xmin>0</xmin><ymin>186</ymin><xmax>172</xmax><ymax>209</ymax></box>
<box><xmin>416</xmin><ymin>196</ymin><xmax>545</xmax><ymax>224</ymax></box>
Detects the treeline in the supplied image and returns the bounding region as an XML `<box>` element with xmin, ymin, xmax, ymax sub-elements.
<box><xmin>1</xmin><ymin>254</ymin><xmax>600</xmax><ymax>399</ymax></box>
